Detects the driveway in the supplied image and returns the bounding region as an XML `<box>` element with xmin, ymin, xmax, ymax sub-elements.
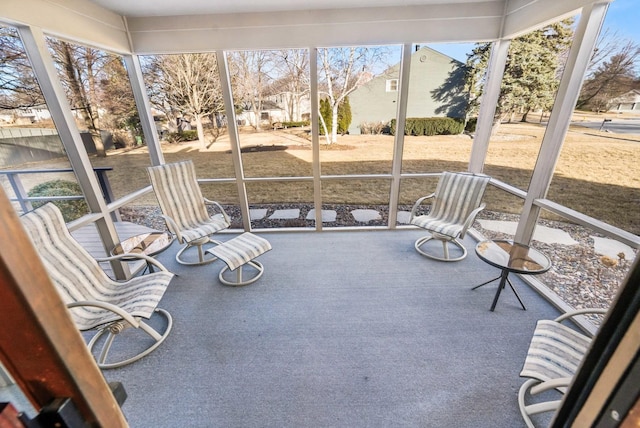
<box><xmin>572</xmin><ymin>118</ymin><xmax>640</xmax><ymax>135</ymax></box>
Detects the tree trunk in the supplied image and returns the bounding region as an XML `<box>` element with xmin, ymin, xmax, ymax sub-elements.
<box><xmin>331</xmin><ymin>104</ymin><xmax>339</xmax><ymax>144</ymax></box>
<box><xmin>195</xmin><ymin>115</ymin><xmax>206</xmax><ymax>149</ymax></box>
<box><xmin>60</xmin><ymin>42</ymin><xmax>106</xmax><ymax>157</ymax></box>
<box><xmin>491</xmin><ymin>115</ymin><xmax>502</xmax><ymax>135</ymax></box>
<box><xmin>319</xmin><ymin>112</ymin><xmax>331</xmax><ymax>144</ymax></box>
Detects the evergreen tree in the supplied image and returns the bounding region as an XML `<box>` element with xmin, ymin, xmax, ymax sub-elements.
<box><xmin>319</xmin><ymin>97</ymin><xmax>332</xmax><ymax>136</ymax></box>
<box><xmin>465</xmin><ymin>19</ymin><xmax>574</xmax><ymax>129</ymax></box>
<box><xmin>337</xmin><ymin>96</ymin><xmax>351</xmax><ymax>135</ymax></box>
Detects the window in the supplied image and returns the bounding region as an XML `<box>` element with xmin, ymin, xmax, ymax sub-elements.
<box><xmin>386</xmin><ymin>79</ymin><xmax>398</xmax><ymax>92</ymax></box>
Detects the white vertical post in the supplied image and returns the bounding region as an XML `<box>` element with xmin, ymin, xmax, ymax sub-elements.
<box><xmin>123</xmin><ymin>54</ymin><xmax>165</xmax><ymax>166</ymax></box>
<box><xmin>310</xmin><ymin>47</ymin><xmax>323</xmax><ymax>230</ymax></box>
<box><xmin>468</xmin><ymin>39</ymin><xmax>511</xmax><ymax>173</ymax></box>
<box><xmin>388</xmin><ymin>43</ymin><xmax>413</xmax><ymax>229</ymax></box>
<box><xmin>216</xmin><ymin>50</ymin><xmax>251</xmax><ymax>231</ymax></box>
<box><xmin>18</xmin><ymin>25</ymin><xmax>128</xmax><ymax>279</ymax></box>
<box><xmin>515</xmin><ymin>1</ymin><xmax>610</xmax><ymax>244</ymax></box>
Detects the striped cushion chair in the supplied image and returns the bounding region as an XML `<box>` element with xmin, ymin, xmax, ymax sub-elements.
<box><xmin>147</xmin><ymin>160</ymin><xmax>231</xmax><ymax>265</ymax></box>
<box><xmin>410</xmin><ymin>171</ymin><xmax>490</xmax><ymax>261</ymax></box>
<box><xmin>518</xmin><ymin>308</ymin><xmax>608</xmax><ymax>428</ymax></box>
<box><xmin>21</xmin><ymin>203</ymin><xmax>174</xmax><ymax>369</ymax></box>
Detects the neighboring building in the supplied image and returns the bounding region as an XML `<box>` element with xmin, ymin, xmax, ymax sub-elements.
<box><xmin>265</xmin><ymin>92</ymin><xmax>311</xmax><ymax>123</ymax></box>
<box><xmin>0</xmin><ymin>105</ymin><xmax>53</xmax><ymax>125</ymax></box>
<box><xmin>236</xmin><ymin>100</ymin><xmax>288</xmax><ymax>127</ymax></box>
<box><xmin>610</xmin><ymin>89</ymin><xmax>640</xmax><ymax>113</ymax></box>
<box><xmin>348</xmin><ymin>46</ymin><xmax>468</xmax><ymax>134</ymax></box>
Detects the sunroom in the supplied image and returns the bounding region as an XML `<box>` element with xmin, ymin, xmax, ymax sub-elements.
<box><xmin>0</xmin><ymin>0</ymin><xmax>639</xmax><ymax>426</ymax></box>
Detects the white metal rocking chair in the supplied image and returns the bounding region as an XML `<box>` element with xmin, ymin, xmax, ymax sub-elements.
<box><xmin>147</xmin><ymin>160</ymin><xmax>231</xmax><ymax>266</ymax></box>
<box><xmin>21</xmin><ymin>203</ymin><xmax>174</xmax><ymax>369</ymax></box>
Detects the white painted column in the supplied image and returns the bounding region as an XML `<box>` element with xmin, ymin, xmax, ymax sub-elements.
<box><xmin>515</xmin><ymin>1</ymin><xmax>610</xmax><ymax>245</ymax></box>
<box><xmin>310</xmin><ymin>47</ymin><xmax>323</xmax><ymax>230</ymax></box>
<box><xmin>123</xmin><ymin>54</ymin><xmax>165</xmax><ymax>166</ymax></box>
<box><xmin>468</xmin><ymin>39</ymin><xmax>511</xmax><ymax>173</ymax></box>
<box><xmin>18</xmin><ymin>25</ymin><xmax>128</xmax><ymax>279</ymax></box>
<box><xmin>388</xmin><ymin>43</ymin><xmax>413</xmax><ymax>229</ymax></box>
<box><xmin>216</xmin><ymin>50</ymin><xmax>251</xmax><ymax>231</ymax></box>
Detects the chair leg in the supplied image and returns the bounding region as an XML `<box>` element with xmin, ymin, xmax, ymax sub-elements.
<box><xmin>414</xmin><ymin>235</ymin><xmax>467</xmax><ymax>262</ymax></box>
<box><xmin>518</xmin><ymin>378</ymin><xmax>563</xmax><ymax>428</ymax></box>
<box><xmin>87</xmin><ymin>308</ymin><xmax>173</xmax><ymax>369</ymax></box>
<box><xmin>218</xmin><ymin>260</ymin><xmax>265</xmax><ymax>287</ymax></box>
<box><xmin>175</xmin><ymin>237</ymin><xmax>220</xmax><ymax>266</ymax></box>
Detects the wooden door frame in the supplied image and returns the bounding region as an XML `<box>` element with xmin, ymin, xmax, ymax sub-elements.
<box><xmin>0</xmin><ymin>187</ymin><xmax>127</xmax><ymax>426</ymax></box>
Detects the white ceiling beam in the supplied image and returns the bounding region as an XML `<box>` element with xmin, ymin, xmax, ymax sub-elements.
<box><xmin>125</xmin><ymin>3</ymin><xmax>505</xmax><ymax>53</ymax></box>
<box><xmin>502</xmin><ymin>0</ymin><xmax>613</xmax><ymax>39</ymax></box>
<box><xmin>0</xmin><ymin>0</ymin><xmax>131</xmax><ymax>53</ymax></box>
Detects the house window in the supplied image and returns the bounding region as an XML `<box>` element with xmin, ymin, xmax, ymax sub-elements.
<box><xmin>261</xmin><ymin>112</ymin><xmax>269</xmax><ymax>120</ymax></box>
<box><xmin>386</xmin><ymin>79</ymin><xmax>398</xmax><ymax>92</ymax></box>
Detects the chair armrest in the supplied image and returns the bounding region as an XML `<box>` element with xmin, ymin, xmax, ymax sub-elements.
<box><xmin>204</xmin><ymin>198</ymin><xmax>231</xmax><ymax>224</ymax></box>
<box><xmin>96</xmin><ymin>253</ymin><xmax>170</xmax><ymax>272</ymax></box>
<box><xmin>410</xmin><ymin>193</ymin><xmax>435</xmax><ymax>221</ymax></box>
<box><xmin>530</xmin><ymin>377</ymin><xmax>573</xmax><ymax>395</ymax></box>
<box><xmin>555</xmin><ymin>308</ymin><xmax>608</xmax><ymax>323</ymax></box>
<box><xmin>67</xmin><ymin>301</ymin><xmax>141</xmax><ymax>328</ymax></box>
<box><xmin>459</xmin><ymin>202</ymin><xmax>486</xmax><ymax>238</ymax></box>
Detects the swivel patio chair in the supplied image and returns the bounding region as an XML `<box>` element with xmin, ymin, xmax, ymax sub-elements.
<box><xmin>147</xmin><ymin>160</ymin><xmax>231</xmax><ymax>265</ymax></box>
<box><xmin>518</xmin><ymin>308</ymin><xmax>608</xmax><ymax>428</ymax></box>
<box><xmin>21</xmin><ymin>203</ymin><xmax>174</xmax><ymax>369</ymax></box>
<box><xmin>410</xmin><ymin>171</ymin><xmax>490</xmax><ymax>261</ymax></box>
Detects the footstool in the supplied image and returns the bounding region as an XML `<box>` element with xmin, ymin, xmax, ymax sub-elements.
<box><xmin>205</xmin><ymin>232</ymin><xmax>272</xmax><ymax>286</ymax></box>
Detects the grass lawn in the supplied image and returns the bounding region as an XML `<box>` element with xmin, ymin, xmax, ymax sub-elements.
<box><xmin>7</xmin><ymin>116</ymin><xmax>640</xmax><ymax>235</ymax></box>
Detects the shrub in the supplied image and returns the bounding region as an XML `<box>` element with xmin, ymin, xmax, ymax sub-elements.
<box><xmin>319</xmin><ymin>97</ymin><xmax>351</xmax><ymax>135</ymax></box>
<box><xmin>359</xmin><ymin>121</ymin><xmax>388</xmax><ymax>135</ymax></box>
<box><xmin>165</xmin><ymin>130</ymin><xmax>199</xmax><ymax>143</ymax></box>
<box><xmin>465</xmin><ymin>117</ymin><xmax>478</xmax><ymax>133</ymax></box>
<box><xmin>337</xmin><ymin>96</ymin><xmax>351</xmax><ymax>135</ymax></box>
<box><xmin>281</xmin><ymin>121</ymin><xmax>310</xmax><ymax>128</ymax></box>
<box><xmin>28</xmin><ymin>180</ymin><xmax>89</xmax><ymax>222</ymax></box>
<box><xmin>389</xmin><ymin>117</ymin><xmax>465</xmax><ymax>136</ymax></box>
<box><xmin>319</xmin><ymin>98</ymin><xmax>332</xmax><ymax>135</ymax></box>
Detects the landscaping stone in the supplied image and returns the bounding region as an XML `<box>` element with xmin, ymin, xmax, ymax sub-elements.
<box><xmin>306</xmin><ymin>209</ymin><xmax>337</xmax><ymax>222</ymax></box>
<box><xmin>268</xmin><ymin>209</ymin><xmax>300</xmax><ymax>220</ymax></box>
<box><xmin>351</xmin><ymin>209</ymin><xmax>381</xmax><ymax>222</ymax></box>
<box><xmin>249</xmin><ymin>208</ymin><xmax>268</xmax><ymax>220</ymax></box>
<box><xmin>397</xmin><ymin>211</ymin><xmax>412</xmax><ymax>224</ymax></box>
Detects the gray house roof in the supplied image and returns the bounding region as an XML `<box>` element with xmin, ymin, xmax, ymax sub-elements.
<box><xmin>348</xmin><ymin>46</ymin><xmax>467</xmax><ymax>135</ymax></box>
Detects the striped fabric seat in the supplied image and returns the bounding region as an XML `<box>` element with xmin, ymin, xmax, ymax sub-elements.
<box><xmin>410</xmin><ymin>171</ymin><xmax>490</xmax><ymax>261</ymax></box>
<box><xmin>520</xmin><ymin>320</ymin><xmax>591</xmax><ymax>391</ymax></box>
<box><xmin>208</xmin><ymin>232</ymin><xmax>272</xmax><ymax>271</ymax></box>
<box><xmin>21</xmin><ymin>203</ymin><xmax>174</xmax><ymax>369</ymax></box>
<box><xmin>517</xmin><ymin>309</ymin><xmax>607</xmax><ymax>427</ymax></box>
<box><xmin>206</xmin><ymin>233</ymin><xmax>272</xmax><ymax>286</ymax></box>
<box><xmin>148</xmin><ymin>160</ymin><xmax>231</xmax><ymax>265</ymax></box>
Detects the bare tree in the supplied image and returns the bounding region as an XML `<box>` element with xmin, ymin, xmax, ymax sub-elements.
<box><xmin>152</xmin><ymin>53</ymin><xmax>224</xmax><ymax>148</ymax></box>
<box><xmin>578</xmin><ymin>38</ymin><xmax>640</xmax><ymax>111</ymax></box>
<box><xmin>48</xmin><ymin>38</ymin><xmax>112</xmax><ymax>156</ymax></box>
<box><xmin>227</xmin><ymin>51</ymin><xmax>275</xmax><ymax>131</ymax></box>
<box><xmin>318</xmin><ymin>46</ymin><xmax>389</xmax><ymax>144</ymax></box>
<box><xmin>0</xmin><ymin>26</ymin><xmax>44</xmax><ymax>110</ymax></box>
<box><xmin>271</xmin><ymin>49</ymin><xmax>310</xmax><ymax>122</ymax></box>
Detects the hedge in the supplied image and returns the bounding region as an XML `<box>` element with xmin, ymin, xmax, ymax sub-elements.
<box><xmin>28</xmin><ymin>179</ymin><xmax>89</xmax><ymax>222</ymax></box>
<box><xmin>165</xmin><ymin>130</ymin><xmax>199</xmax><ymax>143</ymax></box>
<box><xmin>281</xmin><ymin>121</ymin><xmax>310</xmax><ymax>128</ymax></box>
<box><xmin>389</xmin><ymin>117</ymin><xmax>465</xmax><ymax>136</ymax></box>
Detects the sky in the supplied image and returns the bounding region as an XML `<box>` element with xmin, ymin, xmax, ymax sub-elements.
<box><xmin>428</xmin><ymin>0</ymin><xmax>639</xmax><ymax>64</ymax></box>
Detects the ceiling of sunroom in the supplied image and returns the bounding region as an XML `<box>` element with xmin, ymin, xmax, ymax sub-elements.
<box><xmin>86</xmin><ymin>0</ymin><xmax>499</xmax><ymax>17</ymax></box>
<box><xmin>3</xmin><ymin>0</ymin><xmax>602</xmax><ymax>53</ymax></box>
